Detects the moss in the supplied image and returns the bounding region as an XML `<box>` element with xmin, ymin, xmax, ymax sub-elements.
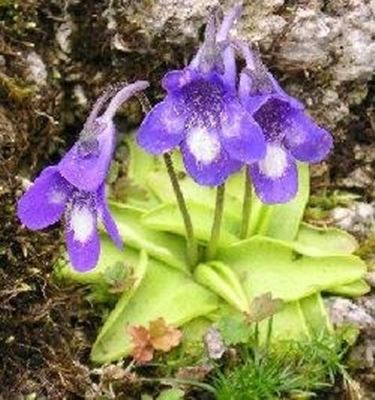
<box><xmin>0</xmin><ymin>72</ymin><xmax>33</xmax><ymax>101</ymax></box>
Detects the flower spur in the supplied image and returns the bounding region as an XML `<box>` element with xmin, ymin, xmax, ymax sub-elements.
<box><xmin>17</xmin><ymin>81</ymin><xmax>149</xmax><ymax>271</ymax></box>
<box><xmin>237</xmin><ymin>43</ymin><xmax>333</xmax><ymax>203</ymax></box>
<box><xmin>137</xmin><ymin>6</ymin><xmax>266</xmax><ymax>186</ymax></box>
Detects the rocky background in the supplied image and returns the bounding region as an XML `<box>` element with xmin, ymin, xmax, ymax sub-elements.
<box><xmin>0</xmin><ymin>0</ymin><xmax>374</xmax><ymax>397</ymax></box>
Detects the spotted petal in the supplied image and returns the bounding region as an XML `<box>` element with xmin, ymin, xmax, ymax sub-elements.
<box><xmin>17</xmin><ymin>166</ymin><xmax>72</xmax><ymax>230</ymax></box>
<box><xmin>250</xmin><ymin>144</ymin><xmax>298</xmax><ymax>204</ymax></box>
<box><xmin>284</xmin><ymin>111</ymin><xmax>333</xmax><ymax>163</ymax></box>
<box><xmin>181</xmin><ymin>126</ymin><xmax>241</xmax><ymax>186</ymax></box>
<box><xmin>98</xmin><ymin>184</ymin><xmax>123</xmax><ymax>249</ymax></box>
<box><xmin>65</xmin><ymin>194</ymin><xmax>100</xmax><ymax>272</ymax></box>
<box><xmin>220</xmin><ymin>99</ymin><xmax>266</xmax><ymax>163</ymax></box>
<box><xmin>137</xmin><ymin>98</ymin><xmax>185</xmax><ymax>155</ymax></box>
<box><xmin>58</xmin><ymin>119</ymin><xmax>115</xmax><ymax>192</ymax></box>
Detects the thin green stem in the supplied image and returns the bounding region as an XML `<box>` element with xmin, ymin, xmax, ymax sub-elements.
<box><xmin>240</xmin><ymin>167</ymin><xmax>252</xmax><ymax>240</ymax></box>
<box><xmin>265</xmin><ymin>316</ymin><xmax>274</xmax><ymax>354</ymax></box>
<box><xmin>163</xmin><ymin>153</ymin><xmax>198</xmax><ymax>268</ymax></box>
<box><xmin>206</xmin><ymin>183</ymin><xmax>226</xmax><ymax>260</ymax></box>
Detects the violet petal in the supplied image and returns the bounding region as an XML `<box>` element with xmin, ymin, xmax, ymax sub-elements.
<box><xmin>58</xmin><ymin>119</ymin><xmax>115</xmax><ymax>192</ymax></box>
<box><xmin>284</xmin><ymin>111</ymin><xmax>333</xmax><ymax>163</ymax></box>
<box><xmin>17</xmin><ymin>166</ymin><xmax>72</xmax><ymax>230</ymax></box>
<box><xmin>98</xmin><ymin>184</ymin><xmax>123</xmax><ymax>249</ymax></box>
<box><xmin>137</xmin><ymin>98</ymin><xmax>185</xmax><ymax>154</ymax></box>
<box><xmin>65</xmin><ymin>194</ymin><xmax>100</xmax><ymax>272</ymax></box>
<box><xmin>181</xmin><ymin>128</ymin><xmax>241</xmax><ymax>186</ymax></box>
<box><xmin>250</xmin><ymin>143</ymin><xmax>298</xmax><ymax>204</ymax></box>
<box><xmin>220</xmin><ymin>99</ymin><xmax>266</xmax><ymax>163</ymax></box>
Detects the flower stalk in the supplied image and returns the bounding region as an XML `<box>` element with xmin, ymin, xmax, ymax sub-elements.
<box><xmin>240</xmin><ymin>167</ymin><xmax>252</xmax><ymax>239</ymax></box>
<box><xmin>163</xmin><ymin>153</ymin><xmax>198</xmax><ymax>268</ymax></box>
<box><xmin>206</xmin><ymin>183</ymin><xmax>226</xmax><ymax>260</ymax></box>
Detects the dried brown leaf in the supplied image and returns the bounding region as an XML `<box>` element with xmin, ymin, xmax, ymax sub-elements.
<box><xmin>247</xmin><ymin>292</ymin><xmax>284</xmax><ymax>323</ymax></box>
<box><xmin>128</xmin><ymin>325</ymin><xmax>154</xmax><ymax>363</ymax></box>
<box><xmin>128</xmin><ymin>318</ymin><xmax>182</xmax><ymax>363</ymax></box>
<box><xmin>149</xmin><ymin>317</ymin><xmax>183</xmax><ymax>352</ymax></box>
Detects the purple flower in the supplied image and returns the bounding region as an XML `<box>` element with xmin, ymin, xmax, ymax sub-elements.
<box><xmin>137</xmin><ymin>7</ymin><xmax>265</xmax><ymax>186</ymax></box>
<box><xmin>17</xmin><ymin>81</ymin><xmax>149</xmax><ymax>271</ymax></box>
<box><xmin>238</xmin><ymin>45</ymin><xmax>333</xmax><ymax>204</ymax></box>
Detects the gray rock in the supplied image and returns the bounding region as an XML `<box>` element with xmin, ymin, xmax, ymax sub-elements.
<box><xmin>26</xmin><ymin>52</ymin><xmax>48</xmax><ymax>87</ymax></box>
<box><xmin>331</xmin><ymin>202</ymin><xmax>375</xmax><ymax>237</ymax></box>
<box><xmin>326</xmin><ymin>297</ymin><xmax>375</xmax><ymax>329</ymax></box>
<box><xmin>204</xmin><ymin>327</ymin><xmax>225</xmax><ymax>360</ymax></box>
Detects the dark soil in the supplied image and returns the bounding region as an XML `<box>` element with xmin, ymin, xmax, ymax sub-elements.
<box><xmin>0</xmin><ymin>0</ymin><xmax>374</xmax><ymax>398</ymax></box>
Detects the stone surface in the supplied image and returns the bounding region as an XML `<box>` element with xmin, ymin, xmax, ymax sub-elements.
<box><xmin>102</xmin><ymin>0</ymin><xmax>374</xmax><ymax>199</ymax></box>
<box><xmin>331</xmin><ymin>202</ymin><xmax>375</xmax><ymax>237</ymax></box>
<box><xmin>326</xmin><ymin>297</ymin><xmax>375</xmax><ymax>329</ymax></box>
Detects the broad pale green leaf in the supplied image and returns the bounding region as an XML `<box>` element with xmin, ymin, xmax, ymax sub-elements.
<box><xmin>146</xmin><ymin>171</ymin><xmax>242</xmax><ymax>224</ymax></box>
<box><xmin>91</xmin><ymin>255</ymin><xmax>219</xmax><ymax>364</ymax></box>
<box><xmin>195</xmin><ymin>262</ymin><xmax>249</xmax><ymax>312</ymax></box>
<box><xmin>295</xmin><ymin>222</ymin><xmax>358</xmax><ymax>256</ymax></box>
<box><xmin>326</xmin><ymin>279</ymin><xmax>370</xmax><ymax>297</ymax></box>
<box><xmin>210</xmin><ymin>301</ymin><xmax>311</xmax><ymax>344</ymax></box>
<box><xmin>225</xmin><ymin>168</ymin><xmax>244</xmax><ymax>200</ymax></box>
<box><xmin>257</xmin><ymin>301</ymin><xmax>311</xmax><ymax>343</ymax></box>
<box><xmin>299</xmin><ymin>293</ymin><xmax>333</xmax><ymax>336</ymax></box>
<box><xmin>218</xmin><ymin>236</ymin><xmax>366</xmax><ymax>303</ymax></box>
<box><xmin>122</xmin><ymin>136</ymin><xmax>161</xmax><ymax>209</ymax></box>
<box><xmin>109</xmin><ymin>203</ymin><xmax>189</xmax><ymax>273</ymax></box>
<box><xmin>147</xmin><ymin>170</ymin><xmax>215</xmax><ymax>206</ymax></box>
<box><xmin>126</xmin><ymin>135</ymin><xmax>158</xmax><ymax>185</ymax></box>
<box><xmin>293</xmin><ymin>224</ymin><xmax>368</xmax><ymax>297</ymax></box>
<box><xmin>142</xmin><ymin>203</ymin><xmax>239</xmax><ymax>245</ymax></box>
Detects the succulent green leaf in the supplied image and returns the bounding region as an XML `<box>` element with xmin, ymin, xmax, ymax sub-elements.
<box><xmin>218</xmin><ymin>236</ymin><xmax>366</xmax><ymax>303</ymax></box>
<box><xmin>142</xmin><ymin>203</ymin><xmax>239</xmax><ymax>245</ymax></box>
<box><xmin>295</xmin><ymin>223</ymin><xmax>358</xmax><ymax>256</ymax></box>
<box><xmin>109</xmin><ymin>203</ymin><xmax>189</xmax><ymax>273</ymax></box>
<box><xmin>299</xmin><ymin>293</ymin><xmax>333</xmax><ymax>336</ymax></box>
<box><xmin>257</xmin><ymin>301</ymin><xmax>311</xmax><ymax>343</ymax></box>
<box><xmin>212</xmin><ymin>301</ymin><xmax>311</xmax><ymax>344</ymax></box>
<box><xmin>147</xmin><ymin>171</ymin><xmax>241</xmax><ymax>222</ymax></box>
<box><xmin>326</xmin><ymin>279</ymin><xmax>370</xmax><ymax>297</ymax></box>
<box><xmin>122</xmin><ymin>136</ymin><xmax>161</xmax><ymax>209</ymax></box>
<box><xmin>91</xmin><ymin>254</ymin><xmax>219</xmax><ymax>364</ymax></box>
<box><xmin>195</xmin><ymin>261</ymin><xmax>249</xmax><ymax>312</ymax></box>
<box><xmin>126</xmin><ymin>135</ymin><xmax>158</xmax><ymax>185</ymax></box>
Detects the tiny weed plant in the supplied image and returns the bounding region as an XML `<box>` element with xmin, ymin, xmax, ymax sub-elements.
<box><xmin>214</xmin><ymin>334</ymin><xmax>349</xmax><ymax>400</ymax></box>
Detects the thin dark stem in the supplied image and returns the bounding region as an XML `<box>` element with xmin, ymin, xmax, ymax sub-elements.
<box><xmin>163</xmin><ymin>153</ymin><xmax>198</xmax><ymax>268</ymax></box>
<box><xmin>206</xmin><ymin>184</ymin><xmax>226</xmax><ymax>260</ymax></box>
<box><xmin>140</xmin><ymin>377</ymin><xmax>216</xmax><ymax>395</ymax></box>
<box><xmin>240</xmin><ymin>167</ymin><xmax>252</xmax><ymax>240</ymax></box>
